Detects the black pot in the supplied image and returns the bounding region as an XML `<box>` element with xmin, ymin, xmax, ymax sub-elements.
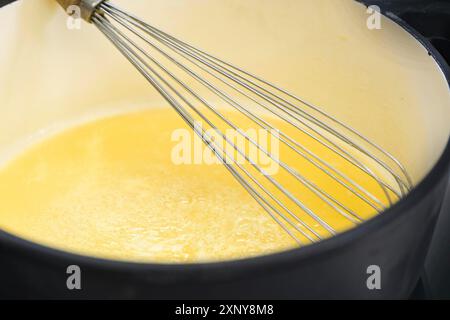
<box><xmin>0</xmin><ymin>0</ymin><xmax>449</xmax><ymax>299</ymax></box>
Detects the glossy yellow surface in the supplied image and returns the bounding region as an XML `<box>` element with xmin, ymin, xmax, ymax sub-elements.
<box><xmin>0</xmin><ymin>108</ymin><xmax>389</xmax><ymax>262</ymax></box>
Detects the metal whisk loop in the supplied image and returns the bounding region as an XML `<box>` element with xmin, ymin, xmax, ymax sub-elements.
<box><xmin>99</xmin><ymin>2</ymin><xmax>413</xmax><ymax>195</ymax></box>
<box><xmin>90</xmin><ymin>2</ymin><xmax>412</xmax><ymax>244</ymax></box>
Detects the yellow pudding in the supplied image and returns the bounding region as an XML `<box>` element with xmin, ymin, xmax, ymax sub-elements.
<box><xmin>0</xmin><ymin>1</ymin><xmax>449</xmax><ymax>264</ymax></box>
<box><xmin>0</xmin><ymin>107</ymin><xmax>392</xmax><ymax>263</ymax></box>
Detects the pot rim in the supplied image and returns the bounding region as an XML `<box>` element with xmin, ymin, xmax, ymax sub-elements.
<box><xmin>0</xmin><ymin>0</ymin><xmax>449</xmax><ymax>276</ymax></box>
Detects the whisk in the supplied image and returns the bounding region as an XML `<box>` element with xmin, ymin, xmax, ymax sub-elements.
<box><xmin>56</xmin><ymin>0</ymin><xmax>413</xmax><ymax>245</ymax></box>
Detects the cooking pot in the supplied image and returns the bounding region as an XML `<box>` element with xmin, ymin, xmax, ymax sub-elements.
<box><xmin>0</xmin><ymin>0</ymin><xmax>449</xmax><ymax>299</ymax></box>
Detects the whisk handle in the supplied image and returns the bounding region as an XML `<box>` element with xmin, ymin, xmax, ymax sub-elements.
<box><xmin>56</xmin><ymin>0</ymin><xmax>105</xmax><ymax>22</ymax></box>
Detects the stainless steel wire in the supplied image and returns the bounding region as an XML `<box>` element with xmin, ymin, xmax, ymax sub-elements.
<box><xmin>88</xmin><ymin>1</ymin><xmax>413</xmax><ymax>244</ymax></box>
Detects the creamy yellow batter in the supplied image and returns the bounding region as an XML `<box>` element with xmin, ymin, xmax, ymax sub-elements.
<box><xmin>0</xmin><ymin>0</ymin><xmax>448</xmax><ymax>264</ymax></box>
<box><xmin>0</xmin><ymin>107</ymin><xmax>391</xmax><ymax>263</ymax></box>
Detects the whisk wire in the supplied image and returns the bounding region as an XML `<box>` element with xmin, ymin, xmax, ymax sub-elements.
<box><xmin>93</xmin><ymin>14</ymin><xmax>325</xmax><ymax>244</ymax></box>
<box><xmin>101</xmin><ymin>7</ymin><xmax>387</xmax><ymax>214</ymax></box>
<box><xmin>94</xmin><ymin>13</ymin><xmax>338</xmax><ymax>240</ymax></box>
<box><xmin>101</xmin><ymin>2</ymin><xmax>412</xmax><ymax>195</ymax></box>
<box><xmin>100</xmin><ymin>2</ymin><xmax>411</xmax><ymax>204</ymax></box>
<box><xmin>98</xmin><ymin>12</ymin><xmax>369</xmax><ymax>225</ymax></box>
<box><xmin>89</xmin><ymin>1</ymin><xmax>412</xmax><ymax>244</ymax></box>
